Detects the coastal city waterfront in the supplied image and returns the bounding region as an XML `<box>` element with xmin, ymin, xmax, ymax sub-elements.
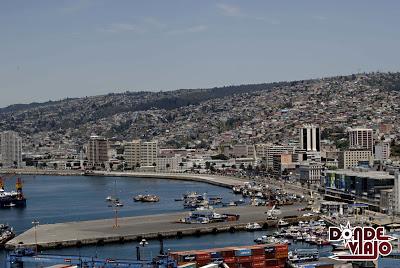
<box><xmin>3</xmin><ymin>1</ymin><xmax>400</xmax><ymax>267</ymax></box>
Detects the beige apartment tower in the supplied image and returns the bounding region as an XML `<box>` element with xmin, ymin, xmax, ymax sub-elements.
<box><xmin>87</xmin><ymin>135</ymin><xmax>109</xmax><ymax>168</ymax></box>
<box><xmin>0</xmin><ymin>131</ymin><xmax>22</xmax><ymax>168</ymax></box>
<box><xmin>124</xmin><ymin>140</ymin><xmax>158</xmax><ymax>168</ymax></box>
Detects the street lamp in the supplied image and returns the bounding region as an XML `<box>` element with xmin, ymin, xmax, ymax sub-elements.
<box><xmin>136</xmin><ymin>238</ymin><xmax>149</xmax><ymax>261</ymax></box>
<box><xmin>32</xmin><ymin>219</ymin><xmax>39</xmax><ymax>255</ymax></box>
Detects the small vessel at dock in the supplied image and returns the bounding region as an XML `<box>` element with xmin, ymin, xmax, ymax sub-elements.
<box><xmin>0</xmin><ymin>224</ymin><xmax>15</xmax><ymax>246</ymax></box>
<box><xmin>245</xmin><ymin>222</ymin><xmax>262</xmax><ymax>231</ymax></box>
<box><xmin>133</xmin><ymin>194</ymin><xmax>160</xmax><ymax>202</ymax></box>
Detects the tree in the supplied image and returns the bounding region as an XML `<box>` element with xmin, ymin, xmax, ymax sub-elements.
<box><xmin>205</xmin><ymin>161</ymin><xmax>211</xmax><ymax>170</ymax></box>
<box><xmin>239</xmin><ymin>163</ymin><xmax>245</xmax><ymax>170</ymax></box>
<box><xmin>53</xmin><ymin>163</ymin><xmax>58</xmax><ymax>170</ymax></box>
<box><xmin>166</xmin><ymin>163</ymin><xmax>170</xmax><ymax>170</ymax></box>
<box><xmin>221</xmin><ymin>164</ymin><xmax>226</xmax><ymax>168</ymax></box>
<box><xmin>247</xmin><ymin>164</ymin><xmax>253</xmax><ymax>171</ymax></box>
<box><xmin>179</xmin><ymin>162</ymin><xmax>184</xmax><ymax>171</ymax></box>
<box><xmin>231</xmin><ymin>164</ymin><xmax>237</xmax><ymax>169</ymax></box>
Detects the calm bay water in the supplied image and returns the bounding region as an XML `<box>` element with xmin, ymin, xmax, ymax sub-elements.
<box><xmin>1</xmin><ymin>175</ymin><xmax>331</xmax><ymax>267</ymax></box>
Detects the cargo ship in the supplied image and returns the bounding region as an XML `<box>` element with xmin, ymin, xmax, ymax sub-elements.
<box><xmin>0</xmin><ymin>177</ymin><xmax>27</xmax><ymax>208</ymax></box>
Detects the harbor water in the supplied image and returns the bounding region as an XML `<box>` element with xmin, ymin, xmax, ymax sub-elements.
<box><xmin>1</xmin><ymin>175</ymin><xmax>332</xmax><ymax>267</ymax></box>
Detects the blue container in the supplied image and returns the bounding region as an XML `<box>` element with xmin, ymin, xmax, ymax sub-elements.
<box><xmin>234</xmin><ymin>249</ymin><xmax>252</xmax><ymax>257</ymax></box>
<box><xmin>210</xmin><ymin>252</ymin><xmax>222</xmax><ymax>259</ymax></box>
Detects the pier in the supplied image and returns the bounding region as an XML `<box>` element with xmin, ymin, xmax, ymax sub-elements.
<box><xmin>6</xmin><ymin>205</ymin><xmax>316</xmax><ymax>250</ymax></box>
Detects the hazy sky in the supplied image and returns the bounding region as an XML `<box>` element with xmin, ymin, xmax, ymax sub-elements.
<box><xmin>1</xmin><ymin>1</ymin><xmax>400</xmax><ymax>108</ymax></box>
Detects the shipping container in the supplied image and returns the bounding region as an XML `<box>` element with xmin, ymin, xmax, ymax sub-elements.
<box><xmin>274</xmin><ymin>244</ymin><xmax>288</xmax><ymax>253</ymax></box>
<box><xmin>236</xmin><ymin>256</ymin><xmax>253</xmax><ymax>263</ymax></box>
<box><xmin>250</xmin><ymin>246</ymin><xmax>265</xmax><ymax>256</ymax></box>
<box><xmin>234</xmin><ymin>249</ymin><xmax>252</xmax><ymax>257</ymax></box>
<box><xmin>251</xmin><ymin>255</ymin><xmax>265</xmax><ymax>262</ymax></box>
<box><xmin>236</xmin><ymin>262</ymin><xmax>252</xmax><ymax>268</ymax></box>
<box><xmin>179</xmin><ymin>254</ymin><xmax>197</xmax><ymax>263</ymax></box>
<box><xmin>223</xmin><ymin>257</ymin><xmax>236</xmax><ymax>263</ymax></box>
<box><xmin>209</xmin><ymin>251</ymin><xmax>222</xmax><ymax>259</ymax></box>
<box><xmin>252</xmin><ymin>260</ymin><xmax>265</xmax><ymax>267</ymax></box>
<box><xmin>221</xmin><ymin>249</ymin><xmax>235</xmax><ymax>258</ymax></box>
<box><xmin>265</xmin><ymin>259</ymin><xmax>279</xmax><ymax>266</ymax></box>
<box><xmin>196</xmin><ymin>252</ymin><xmax>211</xmax><ymax>261</ymax></box>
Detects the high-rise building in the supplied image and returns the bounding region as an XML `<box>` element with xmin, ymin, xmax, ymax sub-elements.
<box><xmin>86</xmin><ymin>135</ymin><xmax>109</xmax><ymax>168</ymax></box>
<box><xmin>0</xmin><ymin>131</ymin><xmax>22</xmax><ymax>168</ymax></box>
<box><xmin>374</xmin><ymin>141</ymin><xmax>391</xmax><ymax>161</ymax></box>
<box><xmin>393</xmin><ymin>171</ymin><xmax>400</xmax><ymax>215</ymax></box>
<box><xmin>299</xmin><ymin>124</ymin><xmax>320</xmax><ymax>152</ymax></box>
<box><xmin>255</xmin><ymin>144</ymin><xmax>295</xmax><ymax>169</ymax></box>
<box><xmin>124</xmin><ymin>140</ymin><xmax>158</xmax><ymax>168</ymax></box>
<box><xmin>348</xmin><ymin>128</ymin><xmax>373</xmax><ymax>151</ymax></box>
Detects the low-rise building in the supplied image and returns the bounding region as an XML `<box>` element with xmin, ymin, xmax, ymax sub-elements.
<box><xmin>299</xmin><ymin>162</ymin><xmax>323</xmax><ymax>185</ymax></box>
<box><xmin>338</xmin><ymin>150</ymin><xmax>373</xmax><ymax>169</ymax></box>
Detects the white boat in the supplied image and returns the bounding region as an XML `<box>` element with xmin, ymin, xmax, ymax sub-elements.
<box><xmin>106</xmin><ymin>196</ymin><xmax>113</xmax><ymax>201</ymax></box>
<box><xmin>278</xmin><ymin>219</ymin><xmax>289</xmax><ymax>227</ymax></box>
<box><xmin>114</xmin><ymin>201</ymin><xmax>123</xmax><ymax>207</ymax></box>
<box><xmin>245</xmin><ymin>222</ymin><xmax>262</xmax><ymax>231</ymax></box>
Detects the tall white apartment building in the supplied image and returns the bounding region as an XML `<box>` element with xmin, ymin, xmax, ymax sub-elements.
<box><xmin>348</xmin><ymin>128</ymin><xmax>373</xmax><ymax>151</ymax></box>
<box><xmin>124</xmin><ymin>140</ymin><xmax>158</xmax><ymax>168</ymax></box>
<box><xmin>299</xmin><ymin>124</ymin><xmax>320</xmax><ymax>152</ymax></box>
<box><xmin>0</xmin><ymin>131</ymin><xmax>22</xmax><ymax>168</ymax></box>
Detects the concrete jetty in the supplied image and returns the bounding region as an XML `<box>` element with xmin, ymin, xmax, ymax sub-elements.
<box><xmin>6</xmin><ymin>205</ymin><xmax>314</xmax><ymax>250</ymax></box>
<box><xmin>86</xmin><ymin>171</ymin><xmax>246</xmax><ymax>188</ymax></box>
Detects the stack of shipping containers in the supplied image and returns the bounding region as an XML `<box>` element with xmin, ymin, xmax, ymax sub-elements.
<box><xmin>170</xmin><ymin>243</ymin><xmax>289</xmax><ymax>268</ymax></box>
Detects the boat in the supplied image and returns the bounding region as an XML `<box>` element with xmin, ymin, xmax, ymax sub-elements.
<box><xmin>245</xmin><ymin>222</ymin><xmax>262</xmax><ymax>231</ymax></box>
<box><xmin>4</xmin><ymin>203</ymin><xmax>16</xmax><ymax>208</ymax></box>
<box><xmin>0</xmin><ymin>224</ymin><xmax>15</xmax><ymax>246</ymax></box>
<box><xmin>134</xmin><ymin>194</ymin><xmax>160</xmax><ymax>202</ymax></box>
<box><xmin>106</xmin><ymin>196</ymin><xmax>113</xmax><ymax>202</ymax></box>
<box><xmin>289</xmin><ymin>248</ymin><xmax>319</xmax><ymax>263</ymax></box>
<box><xmin>0</xmin><ymin>178</ymin><xmax>27</xmax><ymax>208</ymax></box>
<box><xmin>331</xmin><ymin>242</ymin><xmax>347</xmax><ymax>251</ymax></box>
<box><xmin>114</xmin><ymin>201</ymin><xmax>123</xmax><ymax>207</ymax></box>
<box><xmin>277</xmin><ymin>219</ymin><xmax>289</xmax><ymax>227</ymax></box>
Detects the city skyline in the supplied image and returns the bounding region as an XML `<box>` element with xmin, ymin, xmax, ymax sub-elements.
<box><xmin>2</xmin><ymin>0</ymin><xmax>400</xmax><ymax>107</ymax></box>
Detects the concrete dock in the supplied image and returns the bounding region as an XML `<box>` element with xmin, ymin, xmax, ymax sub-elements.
<box><xmin>6</xmin><ymin>205</ymin><xmax>314</xmax><ymax>250</ymax></box>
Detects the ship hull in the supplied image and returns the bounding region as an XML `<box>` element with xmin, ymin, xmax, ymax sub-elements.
<box><xmin>0</xmin><ymin>198</ymin><xmax>26</xmax><ymax>208</ymax></box>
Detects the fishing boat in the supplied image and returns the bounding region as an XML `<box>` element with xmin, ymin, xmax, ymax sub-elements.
<box><xmin>245</xmin><ymin>222</ymin><xmax>262</xmax><ymax>231</ymax></box>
